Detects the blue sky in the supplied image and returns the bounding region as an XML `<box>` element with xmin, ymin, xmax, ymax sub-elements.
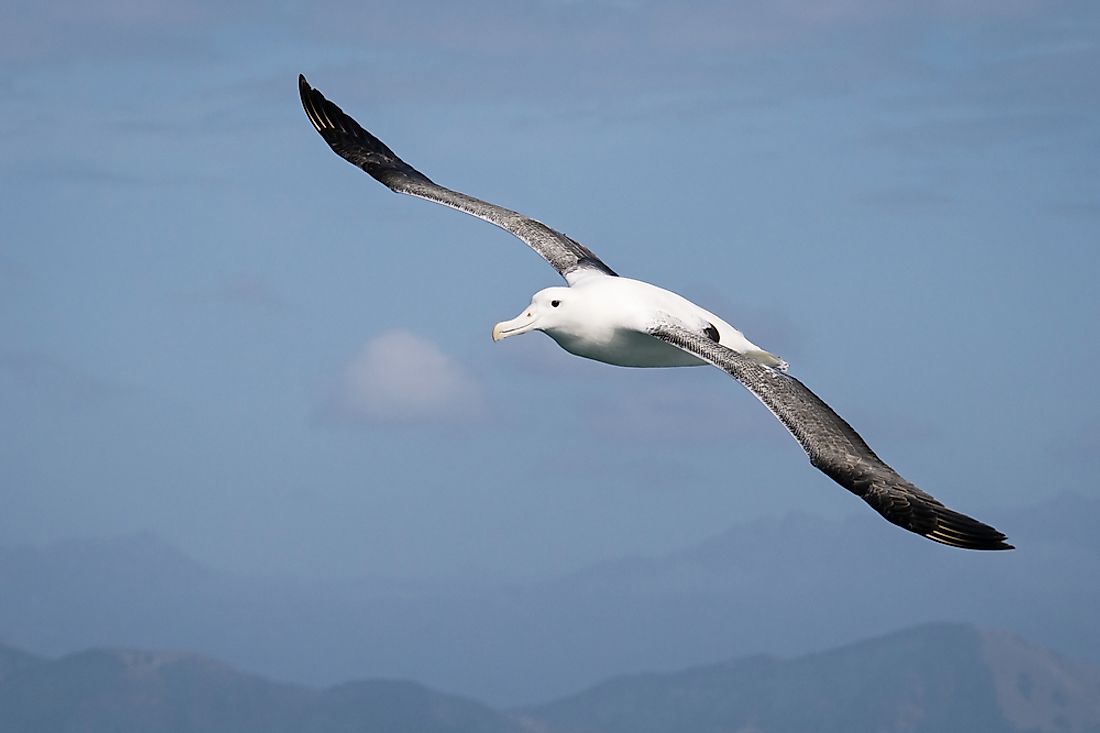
<box><xmin>2</xmin><ymin>0</ymin><xmax>1098</xmax><ymax>580</ymax></box>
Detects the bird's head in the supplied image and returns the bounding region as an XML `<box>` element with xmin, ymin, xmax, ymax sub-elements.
<box><xmin>492</xmin><ymin>287</ymin><xmax>572</xmax><ymax>342</ymax></box>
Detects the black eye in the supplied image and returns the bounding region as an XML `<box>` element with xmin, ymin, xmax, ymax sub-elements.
<box><xmin>550</xmin><ymin>300</ymin><xmax>561</xmax><ymax>308</ymax></box>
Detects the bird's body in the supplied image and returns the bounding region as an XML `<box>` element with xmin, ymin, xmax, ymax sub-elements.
<box><xmin>298</xmin><ymin>74</ymin><xmax>1013</xmax><ymax>551</ymax></box>
<box><xmin>506</xmin><ymin>275</ymin><xmax>784</xmax><ymax>369</ymax></box>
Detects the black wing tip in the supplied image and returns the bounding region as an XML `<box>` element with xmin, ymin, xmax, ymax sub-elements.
<box><xmin>926</xmin><ymin>533</ymin><xmax>1015</xmax><ymax>551</ymax></box>
<box><xmin>923</xmin><ymin>507</ymin><xmax>1014</xmax><ymax>551</ymax></box>
<box><xmin>296</xmin><ymin>74</ymin><xmax>431</xmax><ymax>189</ymax></box>
<box><xmin>298</xmin><ymin>74</ymin><xmax>313</xmax><ymax>107</ymax></box>
<box><xmin>297</xmin><ymin>73</ymin><xmax>314</xmax><ymax>104</ymax></box>
<box><xmin>864</xmin><ymin>486</ymin><xmax>1014</xmax><ymax>551</ymax></box>
<box><xmin>298</xmin><ymin>73</ymin><xmax>329</xmax><ymax>134</ymax></box>
<box><xmin>298</xmin><ymin>74</ymin><xmax>322</xmax><ymax>113</ymax></box>
<box><xmin>297</xmin><ymin>73</ymin><xmax>357</xmax><ymax>137</ymax></box>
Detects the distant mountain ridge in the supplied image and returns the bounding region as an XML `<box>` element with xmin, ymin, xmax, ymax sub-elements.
<box><xmin>0</xmin><ymin>493</ymin><xmax>1096</xmax><ymax>704</ymax></box>
<box><xmin>0</xmin><ymin>642</ymin><xmax>541</xmax><ymax>733</ymax></box>
<box><xmin>1</xmin><ymin>624</ymin><xmax>1097</xmax><ymax>733</ymax></box>
<box><xmin>526</xmin><ymin>623</ymin><xmax>1100</xmax><ymax>733</ymax></box>
<box><xmin>0</xmin><ymin>643</ymin><xmax>42</xmax><ymax>683</ymax></box>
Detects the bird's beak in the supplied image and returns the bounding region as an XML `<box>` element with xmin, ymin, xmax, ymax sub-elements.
<box><xmin>492</xmin><ymin>308</ymin><xmax>538</xmax><ymax>342</ymax></box>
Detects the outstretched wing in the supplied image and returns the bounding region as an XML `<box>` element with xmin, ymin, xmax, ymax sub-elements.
<box><xmin>648</xmin><ymin>321</ymin><xmax>1012</xmax><ymax>550</ymax></box>
<box><xmin>298</xmin><ymin>75</ymin><xmax>616</xmax><ymax>284</ymax></box>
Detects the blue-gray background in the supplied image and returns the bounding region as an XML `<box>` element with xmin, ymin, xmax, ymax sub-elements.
<box><xmin>2</xmin><ymin>0</ymin><xmax>1098</xmax><ymax>700</ymax></box>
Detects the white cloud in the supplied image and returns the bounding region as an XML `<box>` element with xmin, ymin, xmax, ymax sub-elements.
<box><xmin>323</xmin><ymin>330</ymin><xmax>482</xmax><ymax>424</ymax></box>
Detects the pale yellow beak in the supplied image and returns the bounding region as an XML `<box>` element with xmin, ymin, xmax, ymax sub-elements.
<box><xmin>492</xmin><ymin>308</ymin><xmax>538</xmax><ymax>342</ymax></box>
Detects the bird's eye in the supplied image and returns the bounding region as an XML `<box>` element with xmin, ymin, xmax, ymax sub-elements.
<box><xmin>551</xmin><ymin>300</ymin><xmax>561</xmax><ymax>308</ymax></box>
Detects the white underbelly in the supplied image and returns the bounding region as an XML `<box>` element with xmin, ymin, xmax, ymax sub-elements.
<box><xmin>549</xmin><ymin>328</ymin><xmax>706</xmax><ymax>368</ymax></box>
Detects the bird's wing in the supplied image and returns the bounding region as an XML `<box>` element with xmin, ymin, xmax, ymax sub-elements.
<box><xmin>647</xmin><ymin>320</ymin><xmax>1012</xmax><ymax>550</ymax></box>
<box><xmin>298</xmin><ymin>75</ymin><xmax>617</xmax><ymax>284</ymax></box>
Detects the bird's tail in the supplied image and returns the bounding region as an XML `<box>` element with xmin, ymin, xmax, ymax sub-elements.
<box><xmin>745</xmin><ymin>349</ymin><xmax>788</xmax><ymax>372</ymax></box>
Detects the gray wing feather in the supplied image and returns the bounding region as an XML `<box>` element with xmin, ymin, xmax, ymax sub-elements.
<box><xmin>299</xmin><ymin>75</ymin><xmax>616</xmax><ymax>283</ymax></box>
<box><xmin>648</xmin><ymin>321</ymin><xmax>1012</xmax><ymax>551</ymax></box>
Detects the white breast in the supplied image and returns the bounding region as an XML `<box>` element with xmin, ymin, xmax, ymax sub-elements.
<box><xmin>549</xmin><ymin>327</ymin><xmax>707</xmax><ymax>367</ymax></box>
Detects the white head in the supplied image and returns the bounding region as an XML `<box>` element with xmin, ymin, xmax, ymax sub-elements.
<box><xmin>491</xmin><ymin>287</ymin><xmax>573</xmax><ymax>342</ymax></box>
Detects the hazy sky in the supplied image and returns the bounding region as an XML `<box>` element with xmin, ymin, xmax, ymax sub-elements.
<box><xmin>2</xmin><ymin>0</ymin><xmax>1098</xmax><ymax>581</ymax></box>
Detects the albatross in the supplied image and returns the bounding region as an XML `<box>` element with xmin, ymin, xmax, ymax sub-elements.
<box><xmin>298</xmin><ymin>75</ymin><xmax>1012</xmax><ymax>551</ymax></box>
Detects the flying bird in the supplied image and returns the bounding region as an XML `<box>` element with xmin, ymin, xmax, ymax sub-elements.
<box><xmin>298</xmin><ymin>74</ymin><xmax>1012</xmax><ymax>551</ymax></box>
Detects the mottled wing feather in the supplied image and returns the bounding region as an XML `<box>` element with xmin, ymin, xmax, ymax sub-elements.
<box><xmin>299</xmin><ymin>75</ymin><xmax>616</xmax><ymax>283</ymax></box>
<box><xmin>648</xmin><ymin>321</ymin><xmax>1012</xmax><ymax>551</ymax></box>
